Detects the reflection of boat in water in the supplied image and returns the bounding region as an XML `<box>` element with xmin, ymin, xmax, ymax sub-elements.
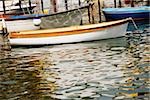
<box><xmin>9</xmin><ymin>18</ymin><xmax>130</xmax><ymax>46</ymax></box>
<box><xmin>102</xmin><ymin>6</ymin><xmax>150</xmax><ymax>21</ymax></box>
<box><xmin>0</xmin><ymin>50</ymin><xmax>57</xmax><ymax>99</ymax></box>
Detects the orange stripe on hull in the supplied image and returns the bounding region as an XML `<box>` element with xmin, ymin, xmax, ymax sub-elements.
<box><xmin>9</xmin><ymin>19</ymin><xmax>129</xmax><ymax>39</ymax></box>
<box><xmin>10</xmin><ymin>27</ymin><xmax>107</xmax><ymax>38</ymax></box>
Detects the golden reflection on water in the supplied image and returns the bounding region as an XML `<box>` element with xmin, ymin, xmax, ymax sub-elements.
<box><xmin>0</xmin><ymin>35</ymin><xmax>149</xmax><ymax>100</ymax></box>
<box><xmin>0</xmin><ymin>51</ymin><xmax>57</xmax><ymax>100</ymax></box>
<box><xmin>116</xmin><ymin>42</ymin><xmax>149</xmax><ymax>99</ymax></box>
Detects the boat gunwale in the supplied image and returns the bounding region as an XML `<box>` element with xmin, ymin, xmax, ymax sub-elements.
<box><xmin>10</xmin><ymin>19</ymin><xmax>129</xmax><ymax>39</ymax></box>
<box><xmin>102</xmin><ymin>6</ymin><xmax>150</xmax><ymax>12</ymax></box>
<box><xmin>103</xmin><ymin>11</ymin><xmax>150</xmax><ymax>14</ymax></box>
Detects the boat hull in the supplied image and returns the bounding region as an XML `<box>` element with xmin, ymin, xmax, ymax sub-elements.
<box><xmin>6</xmin><ymin>19</ymin><xmax>40</xmax><ymax>32</ymax></box>
<box><xmin>103</xmin><ymin>12</ymin><xmax>149</xmax><ymax>21</ymax></box>
<box><xmin>9</xmin><ymin>19</ymin><xmax>129</xmax><ymax>46</ymax></box>
<box><xmin>103</xmin><ymin>6</ymin><xmax>150</xmax><ymax>21</ymax></box>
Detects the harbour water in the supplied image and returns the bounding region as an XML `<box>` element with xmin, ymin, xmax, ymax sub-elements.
<box><xmin>0</xmin><ymin>24</ymin><xmax>149</xmax><ymax>99</ymax></box>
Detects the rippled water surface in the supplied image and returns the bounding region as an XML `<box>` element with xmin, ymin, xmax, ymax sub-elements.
<box><xmin>0</xmin><ymin>29</ymin><xmax>150</xmax><ymax>99</ymax></box>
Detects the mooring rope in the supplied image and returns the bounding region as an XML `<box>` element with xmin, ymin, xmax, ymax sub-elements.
<box><xmin>128</xmin><ymin>17</ymin><xmax>138</xmax><ymax>30</ymax></box>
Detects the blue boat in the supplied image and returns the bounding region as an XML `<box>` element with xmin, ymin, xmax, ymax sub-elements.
<box><xmin>102</xmin><ymin>6</ymin><xmax>150</xmax><ymax>21</ymax></box>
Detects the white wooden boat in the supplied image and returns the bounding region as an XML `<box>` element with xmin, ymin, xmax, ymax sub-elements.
<box><xmin>3</xmin><ymin>4</ymin><xmax>90</xmax><ymax>33</ymax></box>
<box><xmin>0</xmin><ymin>0</ymin><xmax>40</xmax><ymax>32</ymax></box>
<box><xmin>0</xmin><ymin>0</ymin><xmax>91</xmax><ymax>33</ymax></box>
<box><xmin>9</xmin><ymin>18</ymin><xmax>130</xmax><ymax>46</ymax></box>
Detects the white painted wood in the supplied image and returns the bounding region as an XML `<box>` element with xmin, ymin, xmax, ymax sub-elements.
<box><xmin>10</xmin><ymin>22</ymin><xmax>128</xmax><ymax>45</ymax></box>
<box><xmin>6</xmin><ymin>19</ymin><xmax>40</xmax><ymax>32</ymax></box>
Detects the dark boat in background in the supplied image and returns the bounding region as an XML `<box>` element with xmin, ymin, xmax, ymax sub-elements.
<box><xmin>102</xmin><ymin>6</ymin><xmax>150</xmax><ymax>21</ymax></box>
